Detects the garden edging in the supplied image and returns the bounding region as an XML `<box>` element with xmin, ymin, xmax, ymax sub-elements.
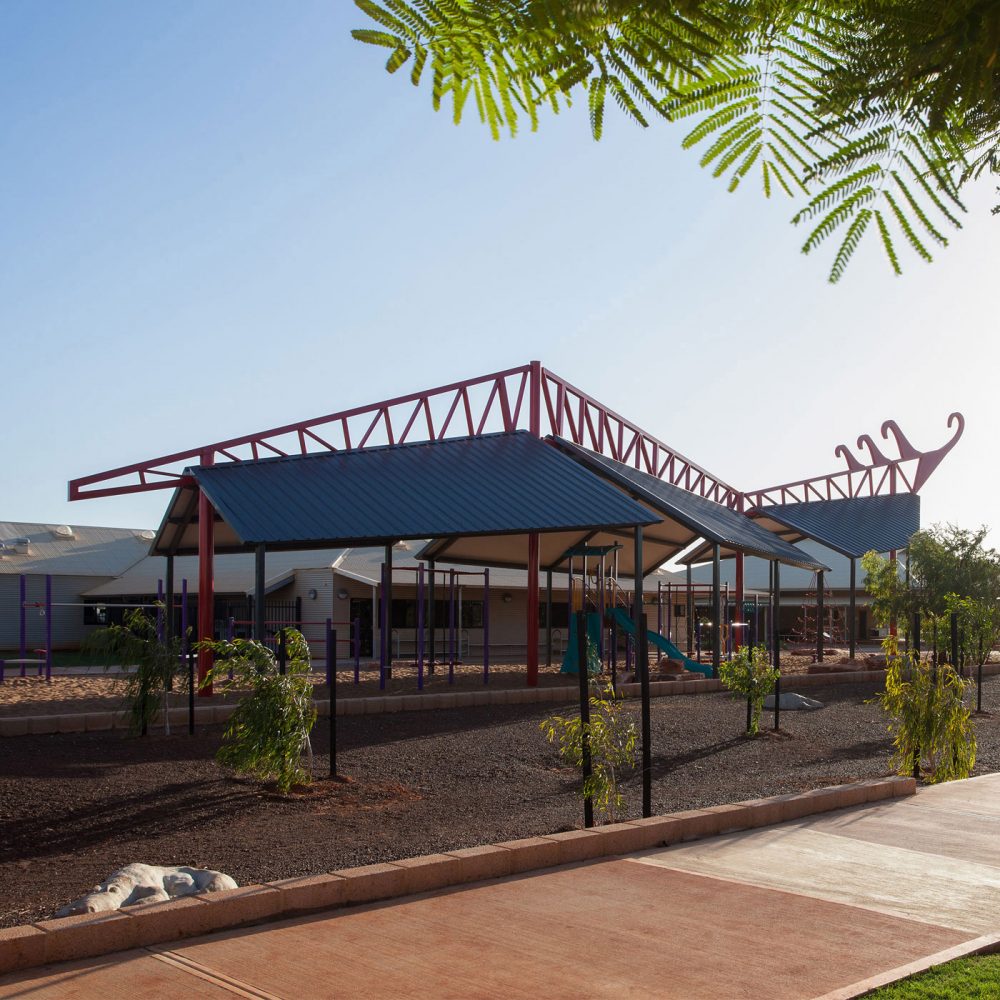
<box><xmin>0</xmin><ymin>776</ymin><xmax>915</xmax><ymax>974</ymax></box>
<box><xmin>0</xmin><ymin>664</ymin><xmax>944</xmax><ymax>737</ymax></box>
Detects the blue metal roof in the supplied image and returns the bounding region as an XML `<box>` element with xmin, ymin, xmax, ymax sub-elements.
<box><xmin>551</xmin><ymin>438</ymin><xmax>829</xmax><ymax>571</ymax></box>
<box><xmin>153</xmin><ymin>432</ymin><xmax>656</xmax><ymax>554</ymax></box>
<box><xmin>750</xmin><ymin>494</ymin><xmax>921</xmax><ymax>559</ymax></box>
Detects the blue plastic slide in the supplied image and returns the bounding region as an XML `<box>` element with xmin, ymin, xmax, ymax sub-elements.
<box><xmin>607</xmin><ymin>607</ymin><xmax>713</xmax><ymax>678</ymax></box>
<box><xmin>560</xmin><ymin>611</ymin><xmax>603</xmax><ymax>675</ymax></box>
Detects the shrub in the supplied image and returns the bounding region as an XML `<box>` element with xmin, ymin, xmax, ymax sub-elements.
<box><xmin>84</xmin><ymin>608</ymin><xmax>182</xmax><ymax>735</ymax></box>
<box><xmin>875</xmin><ymin>637</ymin><xmax>975</xmax><ymax>783</ymax></box>
<box><xmin>199</xmin><ymin>630</ymin><xmax>317</xmax><ymax>794</ymax></box>
<box><xmin>540</xmin><ymin>679</ymin><xmax>638</xmax><ymax>823</ymax></box>
<box><xmin>718</xmin><ymin>643</ymin><xmax>778</xmax><ymax>736</ymax></box>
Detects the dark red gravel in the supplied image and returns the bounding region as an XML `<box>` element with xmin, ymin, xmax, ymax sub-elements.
<box><xmin>3</xmin><ymin>677</ymin><xmax>999</xmax><ymax>929</ymax></box>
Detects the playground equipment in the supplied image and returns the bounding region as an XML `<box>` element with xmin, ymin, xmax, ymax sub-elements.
<box><xmin>0</xmin><ymin>573</ymin><xmax>190</xmax><ymax>684</ymax></box>
<box><xmin>607</xmin><ymin>607</ymin><xmax>712</xmax><ymax>678</ymax></box>
<box><xmin>377</xmin><ymin>563</ymin><xmax>491</xmax><ymax>691</ymax></box>
<box><xmin>1</xmin><ymin>575</ymin><xmax>51</xmax><ymax>682</ymax></box>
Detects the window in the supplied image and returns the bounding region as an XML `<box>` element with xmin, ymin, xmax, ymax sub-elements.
<box><xmin>84</xmin><ymin>604</ymin><xmax>107</xmax><ymax>626</ymax></box>
<box><xmin>539</xmin><ymin>602</ymin><xmax>569</xmax><ymax>629</ymax></box>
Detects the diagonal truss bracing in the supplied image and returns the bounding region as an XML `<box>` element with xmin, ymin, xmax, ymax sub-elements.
<box><xmin>68</xmin><ymin>361</ymin><xmax>742</xmax><ymax>506</ymax></box>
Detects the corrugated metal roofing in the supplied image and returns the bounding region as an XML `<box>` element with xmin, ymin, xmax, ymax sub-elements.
<box><xmin>749</xmin><ymin>494</ymin><xmax>921</xmax><ymax>559</ymax></box>
<box><xmin>549</xmin><ymin>440</ymin><xmax>829</xmax><ymax>571</ymax></box>
<box><xmin>83</xmin><ymin>548</ymin><xmax>346</xmax><ymax>597</ymax></box>
<box><xmin>0</xmin><ymin>521</ymin><xmax>151</xmax><ymax>577</ymax></box>
<box><xmin>153</xmin><ymin>432</ymin><xmax>656</xmax><ymax>555</ymax></box>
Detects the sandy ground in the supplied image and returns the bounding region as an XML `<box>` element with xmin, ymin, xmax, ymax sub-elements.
<box><xmin>0</xmin><ymin>648</ymin><xmax>880</xmax><ymax>717</ymax></box>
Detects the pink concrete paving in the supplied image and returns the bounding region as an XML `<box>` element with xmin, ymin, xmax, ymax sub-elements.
<box><xmin>3</xmin><ymin>777</ymin><xmax>998</xmax><ymax>998</ymax></box>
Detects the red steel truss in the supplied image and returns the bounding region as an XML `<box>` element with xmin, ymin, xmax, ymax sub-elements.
<box><xmin>68</xmin><ymin>361</ymin><xmax>741</xmax><ymax>506</ymax></box>
<box><xmin>745</xmin><ymin>413</ymin><xmax>965</xmax><ymax>508</ymax></box>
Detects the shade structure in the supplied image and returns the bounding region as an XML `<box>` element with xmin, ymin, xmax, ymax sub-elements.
<box><xmin>747</xmin><ymin>494</ymin><xmax>921</xmax><ymax>559</ymax></box>
<box><xmin>547</xmin><ymin>439</ymin><xmax>829</xmax><ymax>572</ymax></box>
<box><xmin>150</xmin><ymin>431</ymin><xmax>657</xmax><ymax>557</ymax></box>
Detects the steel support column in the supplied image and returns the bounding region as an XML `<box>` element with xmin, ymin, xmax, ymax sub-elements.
<box><xmin>545</xmin><ymin>570</ymin><xmax>553</xmax><ymax>669</ymax></box>
<box><xmin>773</xmin><ymin>560</ymin><xmax>781</xmax><ymax>732</ymax></box>
<box><xmin>849</xmin><ymin>557</ymin><xmax>857</xmax><ymax>661</ymax></box>
<box><xmin>712</xmin><ymin>543</ymin><xmax>721</xmax><ymax>678</ymax></box>
<box><xmin>734</xmin><ymin>552</ymin><xmax>744</xmax><ymax>652</ymax></box>
<box><xmin>254</xmin><ymin>543</ymin><xmax>266</xmax><ymax>641</ymax></box>
<box><xmin>526</xmin><ymin>532</ymin><xmax>540</xmax><ymax>686</ymax></box>
<box><xmin>196</xmin><ymin>452</ymin><xmax>215</xmax><ymax>696</ymax></box>
<box><xmin>165</xmin><ymin>554</ymin><xmax>175</xmax><ymax>641</ymax></box>
<box><xmin>686</xmin><ymin>563</ymin><xmax>694</xmax><ymax>655</ymax></box>
<box><xmin>816</xmin><ymin>570</ymin><xmax>825</xmax><ymax>663</ymax></box>
<box><xmin>428</xmin><ymin>560</ymin><xmax>435</xmax><ymax>675</ymax></box>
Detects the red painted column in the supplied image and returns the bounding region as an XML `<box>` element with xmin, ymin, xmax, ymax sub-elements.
<box><xmin>526</xmin><ymin>359</ymin><xmax>542</xmax><ymax>687</ymax></box>
<box><xmin>197</xmin><ymin>450</ymin><xmax>215</xmax><ymax>697</ymax></box>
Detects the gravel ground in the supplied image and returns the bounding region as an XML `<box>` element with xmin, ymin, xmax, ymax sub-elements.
<box><xmin>3</xmin><ymin>675</ymin><xmax>999</xmax><ymax>929</ymax></box>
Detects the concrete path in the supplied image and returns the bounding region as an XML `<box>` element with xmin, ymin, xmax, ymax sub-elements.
<box><xmin>5</xmin><ymin>776</ymin><xmax>1000</xmax><ymax>999</ymax></box>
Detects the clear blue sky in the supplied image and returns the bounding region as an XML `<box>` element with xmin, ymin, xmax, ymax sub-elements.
<box><xmin>2</xmin><ymin>2</ymin><xmax>995</xmax><ymax>545</ymax></box>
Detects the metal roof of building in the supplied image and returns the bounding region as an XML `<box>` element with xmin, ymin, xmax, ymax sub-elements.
<box><xmin>0</xmin><ymin>521</ymin><xmax>151</xmax><ymax>578</ymax></box>
<box><xmin>83</xmin><ymin>548</ymin><xmax>347</xmax><ymax>597</ymax></box>
<box><xmin>549</xmin><ymin>440</ymin><xmax>829</xmax><ymax>572</ymax></box>
<box><xmin>151</xmin><ymin>432</ymin><xmax>657</xmax><ymax>556</ymax></box>
<box><xmin>748</xmin><ymin>494</ymin><xmax>921</xmax><ymax>559</ymax></box>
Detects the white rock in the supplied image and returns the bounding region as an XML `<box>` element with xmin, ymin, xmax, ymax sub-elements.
<box><xmin>763</xmin><ymin>692</ymin><xmax>824</xmax><ymax>711</ymax></box>
<box><xmin>55</xmin><ymin>863</ymin><xmax>237</xmax><ymax>916</ymax></box>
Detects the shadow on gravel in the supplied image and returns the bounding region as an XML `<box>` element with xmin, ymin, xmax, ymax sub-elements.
<box><xmin>634</xmin><ymin>737</ymin><xmax>747</xmax><ymax>782</ymax></box>
<box><xmin>0</xmin><ymin>779</ymin><xmax>258</xmax><ymax>861</ymax></box>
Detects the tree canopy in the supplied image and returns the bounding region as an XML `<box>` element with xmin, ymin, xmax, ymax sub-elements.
<box><xmin>863</xmin><ymin>524</ymin><xmax>1000</xmax><ymax>664</ymax></box>
<box><xmin>353</xmin><ymin>1</ymin><xmax>999</xmax><ymax>282</ymax></box>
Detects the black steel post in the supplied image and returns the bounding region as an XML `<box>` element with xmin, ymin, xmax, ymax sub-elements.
<box><xmin>951</xmin><ymin>611</ymin><xmax>959</xmax><ymax>675</ymax></box>
<box><xmin>428</xmin><ymin>561</ymin><xmax>435</xmax><ymax>676</ymax></box>
<box><xmin>278</xmin><ymin>628</ymin><xmax>286</xmax><ymax>676</ymax></box>
<box><xmin>712</xmin><ymin>543</ymin><xmax>721</xmax><ymax>679</ymax></box>
<box><xmin>385</xmin><ymin>543</ymin><xmax>393</xmax><ymax>680</ymax></box>
<box><xmin>328</xmin><ymin>624</ymin><xmax>337</xmax><ymax>777</ymax></box>
<box><xmin>686</xmin><ymin>563</ymin><xmax>694</xmax><ymax>656</ymax></box>
<box><xmin>773</xmin><ymin>561</ymin><xmax>781</xmax><ymax>733</ymax></box>
<box><xmin>639</xmin><ymin>612</ymin><xmax>651</xmax><ymax>819</ymax></box>
<box><xmin>188</xmin><ymin>647</ymin><xmax>195</xmax><ymax>735</ymax></box>
<box><xmin>849</xmin><ymin>558</ymin><xmax>857</xmax><ymax>661</ymax></box>
<box><xmin>545</xmin><ymin>569</ymin><xmax>553</xmax><ymax>669</ymax></box>
<box><xmin>165</xmin><ymin>555</ymin><xmax>175</xmax><ymax>641</ymax></box>
<box><xmin>254</xmin><ymin>543</ymin><xmax>266</xmax><ymax>643</ymax></box>
<box><xmin>575</xmin><ymin>610</ymin><xmax>593</xmax><ymax>829</ymax></box>
<box><xmin>978</xmin><ymin>637</ymin><xmax>984</xmax><ymax>713</ymax></box>
<box><xmin>816</xmin><ymin>570</ymin><xmax>825</xmax><ymax>663</ymax></box>
<box><xmin>912</xmin><ymin>611</ymin><xmax>921</xmax><ymax>779</ymax></box>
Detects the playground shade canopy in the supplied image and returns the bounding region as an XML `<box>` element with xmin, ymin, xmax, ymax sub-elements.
<box><xmin>546</xmin><ymin>439</ymin><xmax>829</xmax><ymax>572</ymax></box>
<box><xmin>150</xmin><ymin>431</ymin><xmax>657</xmax><ymax>556</ymax></box>
<box><xmin>745</xmin><ymin>494</ymin><xmax>921</xmax><ymax>559</ymax></box>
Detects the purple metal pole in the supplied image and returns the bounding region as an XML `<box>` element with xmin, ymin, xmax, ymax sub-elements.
<box><xmin>353</xmin><ymin>617</ymin><xmax>360</xmax><ymax>684</ymax></box>
<box><xmin>657</xmin><ymin>581</ymin><xmax>663</xmax><ymax>637</ymax></box>
<box><xmin>417</xmin><ymin>564</ymin><xmax>425</xmax><ymax>691</ymax></box>
<box><xmin>667</xmin><ymin>582</ymin><xmax>672</xmax><ymax>643</ymax></box>
<box><xmin>448</xmin><ymin>568</ymin><xmax>456</xmax><ymax>685</ymax></box>
<box><xmin>45</xmin><ymin>575</ymin><xmax>52</xmax><ymax>681</ymax></box>
<box><xmin>227</xmin><ymin>616</ymin><xmax>235</xmax><ymax>679</ymax></box>
<box><xmin>483</xmin><ymin>568</ymin><xmax>490</xmax><ymax>685</ymax></box>
<box><xmin>325</xmin><ymin>616</ymin><xmax>334</xmax><ymax>688</ymax></box>
<box><xmin>156</xmin><ymin>579</ymin><xmax>164</xmax><ymax>643</ymax></box>
<box><xmin>19</xmin><ymin>575</ymin><xmax>27</xmax><ymax>676</ymax></box>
